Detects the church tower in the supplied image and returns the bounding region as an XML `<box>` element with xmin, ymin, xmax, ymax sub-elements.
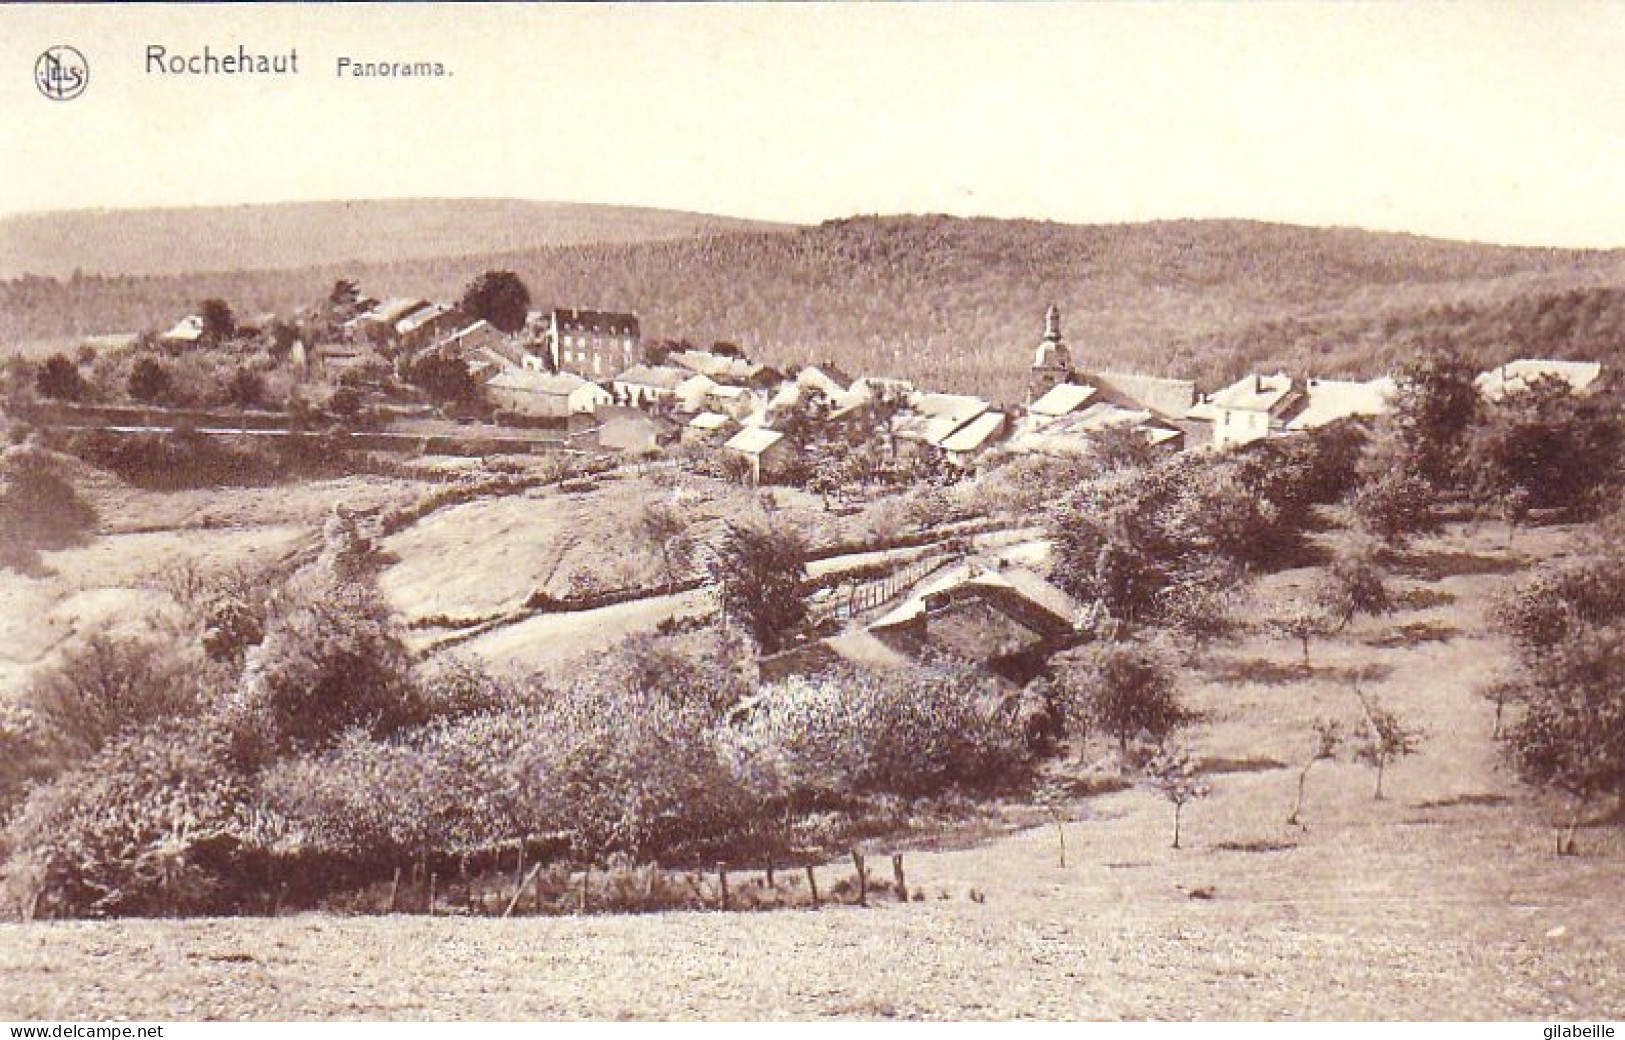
<box><xmin>1029</xmin><ymin>303</ymin><xmax>1072</xmax><ymax>402</ymax></box>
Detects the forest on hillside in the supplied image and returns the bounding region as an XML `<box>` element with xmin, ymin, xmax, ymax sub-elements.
<box><xmin>5</xmin><ymin>216</ymin><xmax>1625</xmax><ymax>401</ymax></box>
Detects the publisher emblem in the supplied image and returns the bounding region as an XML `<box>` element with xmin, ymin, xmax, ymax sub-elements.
<box><xmin>35</xmin><ymin>45</ymin><xmax>89</xmax><ymax>100</ymax></box>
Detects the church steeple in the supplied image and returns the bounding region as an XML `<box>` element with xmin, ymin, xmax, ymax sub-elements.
<box><xmin>1029</xmin><ymin>303</ymin><xmax>1072</xmax><ymax>402</ymax></box>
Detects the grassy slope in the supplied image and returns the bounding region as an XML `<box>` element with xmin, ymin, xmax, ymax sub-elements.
<box><xmin>6</xmin><ymin>215</ymin><xmax>1625</xmax><ymax>398</ymax></box>
<box><xmin>0</xmin><ymin>199</ymin><xmax>792</xmax><ymax>280</ymax></box>
<box><xmin>3</xmin><ymin>520</ymin><xmax>1621</xmax><ymax>1020</ymax></box>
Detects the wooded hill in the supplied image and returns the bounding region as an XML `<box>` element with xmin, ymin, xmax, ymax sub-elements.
<box><xmin>0</xmin><ymin>199</ymin><xmax>790</xmax><ymax>280</ymax></box>
<box><xmin>6</xmin><ymin>212</ymin><xmax>1625</xmax><ymax>400</ymax></box>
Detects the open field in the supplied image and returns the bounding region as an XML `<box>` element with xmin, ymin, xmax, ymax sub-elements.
<box><xmin>3</xmin><ymin>519</ymin><xmax>1619</xmax><ymax>1020</ymax></box>
<box><xmin>0</xmin><ymin>469</ymin><xmax>434</xmax><ymax>701</ymax></box>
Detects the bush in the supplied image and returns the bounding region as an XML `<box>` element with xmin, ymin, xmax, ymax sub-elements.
<box><xmin>0</xmin><ymin>440</ymin><xmax>98</xmax><ymax>565</ymax></box>
<box><xmin>35</xmin><ymin>354</ymin><xmax>86</xmax><ymax>402</ymax></box>
<box><xmin>24</xmin><ymin>631</ymin><xmax>207</xmax><ymax>762</ymax></box>
<box><xmin>3</xmin><ymin>724</ymin><xmax>254</xmax><ymax>918</ymax></box>
<box><xmin>728</xmin><ymin>659</ymin><xmax>1036</xmax><ymax>801</ymax></box>
<box><xmin>1495</xmin><ymin>554</ymin><xmax>1625</xmax><ymax>662</ymax></box>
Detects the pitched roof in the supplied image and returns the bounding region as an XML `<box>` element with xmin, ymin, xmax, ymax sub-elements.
<box><xmin>1029</xmin><ymin>381</ymin><xmax>1097</xmax><ymax>417</ymax></box>
<box><xmin>369</xmin><ymin>298</ymin><xmax>431</xmax><ymax>326</ymax></box>
<box><xmin>669</xmin><ymin>349</ymin><xmax>767</xmax><ymax>383</ymax></box>
<box><xmin>613</xmin><ymin>364</ymin><xmax>690</xmax><ymax>390</ymax></box>
<box><xmin>549</xmin><ymin>308</ymin><xmax>639</xmax><ymax>337</ymax></box>
<box><xmin>396</xmin><ymin>302</ymin><xmax>456</xmax><ymax>335</ymax></box>
<box><xmin>1090</xmin><ymin>370</ymin><xmax>1197</xmax><ymax>419</ymax></box>
<box><xmin>894</xmin><ymin>393</ymin><xmax>992</xmax><ymax>446</ymax></box>
<box><xmin>1288</xmin><ymin>376</ymin><xmax>1397</xmax><ymax>429</ymax></box>
<box><xmin>160</xmin><ymin>315</ymin><xmax>204</xmax><ymax>342</ymax></box>
<box><xmin>486</xmin><ymin>369</ymin><xmax>594</xmax><ymax>396</ymax></box>
<box><xmin>723</xmin><ymin>426</ymin><xmax>786</xmax><ymax>456</ymax></box>
<box><xmin>938</xmin><ymin>411</ymin><xmax>1006</xmax><ymax>454</ymax></box>
<box><xmin>1475</xmin><ymin>359</ymin><xmax>1603</xmax><ymax>401</ymax></box>
<box><xmin>1204</xmin><ymin>372</ymin><xmax>1298</xmax><ymax>414</ymax></box>
<box><xmin>687</xmin><ymin>411</ymin><xmax>734</xmax><ymax>431</ymax></box>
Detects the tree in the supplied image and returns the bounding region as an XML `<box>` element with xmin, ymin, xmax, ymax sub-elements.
<box><xmin>635</xmin><ymin>501</ymin><xmax>691</xmax><ymax>586</ymax></box>
<box><xmin>405</xmin><ymin>354</ymin><xmax>478</xmax><ymax>406</ymax></box>
<box><xmin>459</xmin><ymin>270</ymin><xmax>531</xmax><ymax>333</ymax></box>
<box><xmin>1266</xmin><ymin>592</ymin><xmax>1334</xmax><ymax>670</ymax></box>
<box><xmin>1351</xmin><ymin>686</ymin><xmax>1423</xmax><ymax>801</ymax></box>
<box><xmin>328</xmin><ymin>279</ymin><xmax>360</xmax><ymax>310</ymax></box>
<box><xmin>35</xmin><ymin>353</ymin><xmax>86</xmax><ymax>402</ymax></box>
<box><xmin>126</xmin><ymin>356</ymin><xmax>172</xmax><ymax>404</ymax></box>
<box><xmin>199</xmin><ymin>299</ymin><xmax>235</xmax><ymax>345</ymax></box>
<box><xmin>1387</xmin><ymin>348</ymin><xmax>1480</xmax><ymax>486</ymax></box>
<box><xmin>1467</xmin><ymin>376</ymin><xmax>1622</xmax><ymax>517</ymax></box>
<box><xmin>1142</xmin><ymin>747</ymin><xmax>1211</xmax><ymax>849</ymax></box>
<box><xmin>707</xmin><ymin>517</ymin><xmax>809</xmax><ymax>654</ymax></box>
<box><xmin>1287</xmin><ymin>718</ymin><xmax>1343</xmax><ymax>826</ymax></box>
<box><xmin>1057</xmin><ymin>641</ymin><xmax>1183</xmax><ymax>760</ymax></box>
<box><xmin>1319</xmin><ymin>551</ymin><xmax>1391</xmax><ymax>631</ymax></box>
<box><xmin>1505</xmin><ymin>623</ymin><xmax>1625</xmax><ymax>854</ymax></box>
<box><xmin>1350</xmin><ymin>468</ymin><xmax>1438</xmax><ymax>547</ymax></box>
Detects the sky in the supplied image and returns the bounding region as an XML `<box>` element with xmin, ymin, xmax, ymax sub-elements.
<box><xmin>4</xmin><ymin>2</ymin><xmax>1625</xmax><ymax>248</ymax></box>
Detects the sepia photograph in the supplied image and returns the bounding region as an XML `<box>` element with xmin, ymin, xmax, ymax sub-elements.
<box><xmin>1</xmin><ymin>0</ymin><xmax>1622</xmax><ymax>1025</ymax></box>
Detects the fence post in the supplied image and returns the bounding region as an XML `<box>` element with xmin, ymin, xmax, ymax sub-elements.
<box><xmin>386</xmin><ymin>866</ymin><xmax>401</xmax><ymax>913</ymax></box>
<box><xmin>579</xmin><ymin>865</ymin><xmax>591</xmax><ymax>914</ymax></box>
<box><xmin>428</xmin><ymin>872</ymin><xmax>437</xmax><ymax>915</ymax></box>
<box><xmin>717</xmin><ymin>863</ymin><xmax>729</xmax><ymax>911</ymax></box>
<box><xmin>892</xmin><ymin>853</ymin><xmax>908</xmax><ymax>903</ymax></box>
<box><xmin>851</xmin><ymin>850</ymin><xmax>867</xmax><ymax>907</ymax></box>
<box><xmin>806</xmin><ymin>864</ymin><xmax>820</xmax><ymax>909</ymax></box>
<box><xmin>504</xmin><ymin>863</ymin><xmax>545</xmax><ymax>919</ymax></box>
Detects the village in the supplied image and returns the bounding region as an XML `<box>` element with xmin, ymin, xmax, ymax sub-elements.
<box><xmin>3</xmin><ymin>263</ymin><xmax>1623</xmax><ymax>1020</ymax></box>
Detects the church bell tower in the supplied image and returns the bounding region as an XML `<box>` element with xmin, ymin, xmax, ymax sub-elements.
<box><xmin>1029</xmin><ymin>303</ymin><xmax>1072</xmax><ymax>402</ymax></box>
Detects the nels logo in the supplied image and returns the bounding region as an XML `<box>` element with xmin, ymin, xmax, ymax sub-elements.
<box><xmin>36</xmin><ymin>45</ymin><xmax>88</xmax><ymax>101</ymax></box>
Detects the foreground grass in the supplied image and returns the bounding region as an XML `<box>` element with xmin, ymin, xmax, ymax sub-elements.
<box><xmin>2</xmin><ymin>521</ymin><xmax>1621</xmax><ymax>1020</ymax></box>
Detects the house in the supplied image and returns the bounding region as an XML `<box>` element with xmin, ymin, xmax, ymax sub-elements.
<box><xmin>395</xmin><ymin>303</ymin><xmax>462</xmax><ymax>354</ymax></box>
<box><xmin>1027</xmin><ymin>380</ymin><xmax>1097</xmax><ymax>419</ymax></box>
<box><xmin>722</xmin><ymin>426</ymin><xmax>791</xmax><ymax>484</ymax></box>
<box><xmin>1090</xmin><ymin>370</ymin><xmax>1198</xmax><ymax>423</ymax></box>
<box><xmin>593</xmin><ymin>405</ymin><xmax>670</xmax><ymax>453</ymax></box>
<box><xmin>866</xmin><ymin>560</ymin><xmax>1086</xmax><ymax>684</ymax></box>
<box><xmin>1006</xmin><ymin>401</ymin><xmax>1180</xmax><ymax>458</ymax></box>
<box><xmin>675</xmin><ymin>373</ymin><xmax>722</xmax><ymax>414</ymax></box>
<box><xmin>1187</xmin><ymin>372</ymin><xmax>1305</xmax><ymax>449</ymax></box>
<box><xmin>353</xmin><ymin>298</ymin><xmax>430</xmax><ymax>342</ymax></box>
<box><xmin>682</xmin><ymin>410</ymin><xmax>737</xmax><ymax>446</ymax></box>
<box><xmin>1287</xmin><ymin>376</ymin><xmax>1397</xmax><ymax>431</ymax></box>
<box><xmin>1476</xmin><ymin>359</ymin><xmax>1604</xmax><ymax>402</ymax></box>
<box><xmin>485</xmin><ymin>369</ymin><xmax>611</xmax><ymax>419</ymax></box>
<box><xmin>159</xmin><ymin>315</ymin><xmax>205</xmax><ymax>348</ymax></box>
<box><xmin>668</xmin><ymin>349</ymin><xmax>781</xmax><ymax>389</ymax></box>
<box><xmin>938</xmin><ymin>410</ymin><xmax>1007</xmax><ymax>467</ymax></box>
<box><xmin>612</xmin><ymin>364</ymin><xmax>691</xmax><ymax>409</ymax></box>
<box><xmin>892</xmin><ymin>392</ymin><xmax>992</xmax><ymax>449</ymax></box>
<box><xmin>316</xmin><ymin>342</ymin><xmax>385</xmax><ymax>380</ymax></box>
<box><xmin>431</xmin><ymin>320</ymin><xmax>506</xmax><ymax>363</ymax></box>
<box><xmin>540</xmin><ymin>308</ymin><xmax>641</xmax><ymax>378</ymax></box>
